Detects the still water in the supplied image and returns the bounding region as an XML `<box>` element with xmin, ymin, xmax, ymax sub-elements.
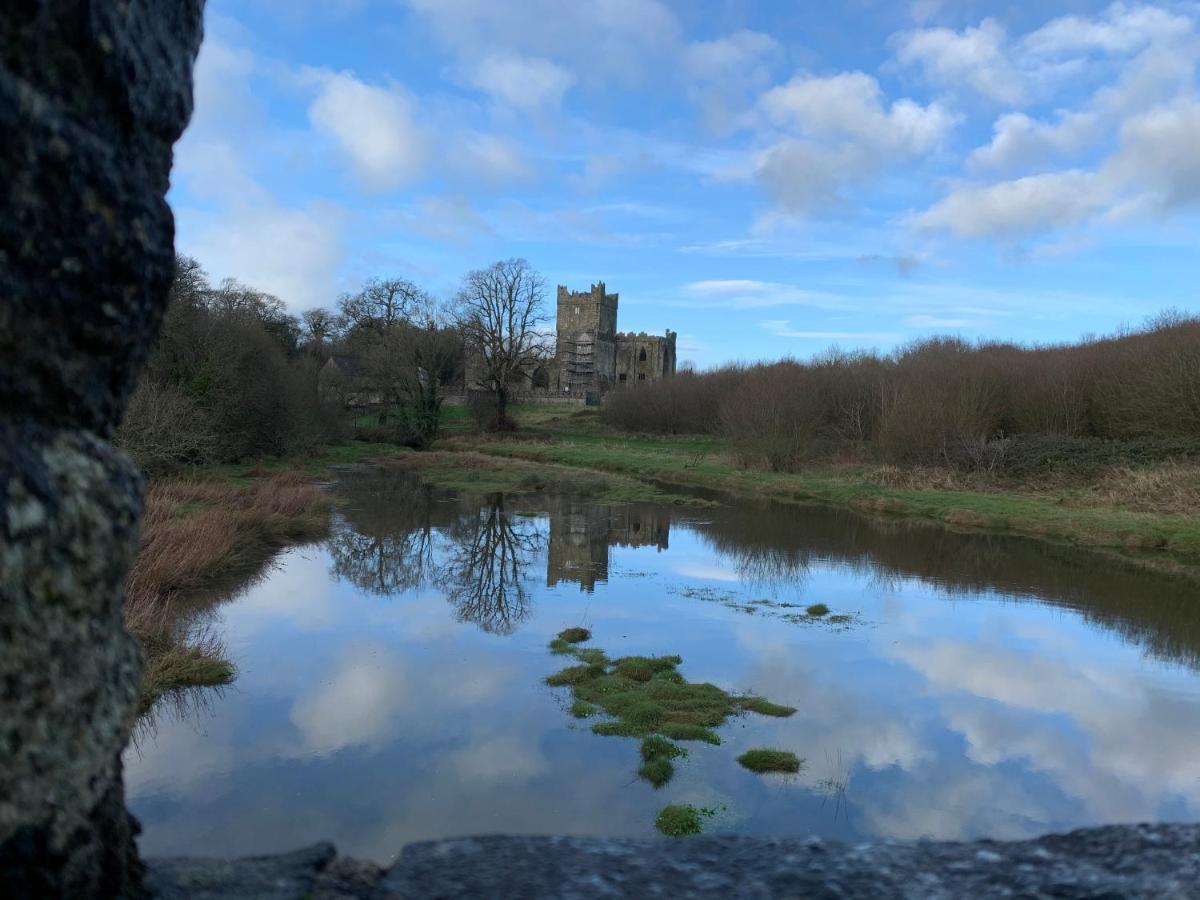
<box><xmin>127</xmin><ymin>465</ymin><xmax>1200</xmax><ymax>863</ymax></box>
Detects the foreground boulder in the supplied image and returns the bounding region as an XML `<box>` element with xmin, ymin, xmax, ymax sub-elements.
<box><xmin>146</xmin><ymin>824</ymin><xmax>1200</xmax><ymax>899</ymax></box>
<box><xmin>0</xmin><ymin>2</ymin><xmax>204</xmax><ymax>895</ymax></box>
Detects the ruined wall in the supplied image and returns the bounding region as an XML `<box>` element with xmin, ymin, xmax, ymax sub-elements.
<box><xmin>614</xmin><ymin>331</ymin><xmax>677</xmax><ymax>384</ymax></box>
<box><xmin>0</xmin><ymin>3</ymin><xmax>205</xmax><ymax>895</ymax></box>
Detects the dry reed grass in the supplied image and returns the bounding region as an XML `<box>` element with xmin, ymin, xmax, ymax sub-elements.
<box><xmin>125</xmin><ymin>473</ymin><xmax>331</xmax><ymax>713</ymax></box>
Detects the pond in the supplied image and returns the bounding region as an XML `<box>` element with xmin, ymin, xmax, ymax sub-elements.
<box><xmin>126</xmin><ymin>464</ymin><xmax>1200</xmax><ymax>864</ymax></box>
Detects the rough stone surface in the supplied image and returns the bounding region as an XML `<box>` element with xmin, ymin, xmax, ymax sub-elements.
<box><xmin>0</xmin><ymin>2</ymin><xmax>204</xmax><ymax>896</ymax></box>
<box><xmin>144</xmin><ymin>823</ymin><xmax>1200</xmax><ymax>899</ymax></box>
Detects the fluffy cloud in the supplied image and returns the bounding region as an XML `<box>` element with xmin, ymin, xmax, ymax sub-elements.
<box><xmin>753</xmin><ymin>72</ymin><xmax>955</xmax><ymax>214</ymax></box>
<box><xmin>892</xmin><ymin>18</ymin><xmax>1024</xmax><ymax>104</ymax></box>
<box><xmin>308</xmin><ymin>72</ymin><xmax>429</xmax><ymax>191</ymax></box>
<box><xmin>912</xmin><ymin>171</ymin><xmax>1106</xmax><ymax>238</ymax></box>
<box><xmin>1107</xmin><ymin>99</ymin><xmax>1200</xmax><ymax>213</ymax></box>
<box><xmin>914</xmin><ymin>5</ymin><xmax>1200</xmax><ymax>242</ymax></box>
<box><xmin>467</xmin><ymin>54</ymin><xmax>575</xmax><ymax>112</ymax></box>
<box><xmin>1019</xmin><ymin>3</ymin><xmax>1193</xmax><ymax>58</ymax></box>
<box><xmin>761</xmin><ymin>72</ymin><xmax>955</xmax><ymax>154</ymax></box>
<box><xmin>172</xmin><ymin>37</ymin><xmax>346</xmax><ymax>310</ymax></box>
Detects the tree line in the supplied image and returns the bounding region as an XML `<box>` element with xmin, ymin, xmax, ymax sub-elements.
<box><xmin>602</xmin><ymin>312</ymin><xmax>1200</xmax><ymax>479</ymax></box>
<box><xmin>117</xmin><ymin>255</ymin><xmax>551</xmax><ymax>473</ymax></box>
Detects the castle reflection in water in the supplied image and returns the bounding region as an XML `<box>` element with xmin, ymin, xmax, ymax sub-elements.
<box><xmin>544</xmin><ymin>498</ymin><xmax>670</xmax><ymax>592</ymax></box>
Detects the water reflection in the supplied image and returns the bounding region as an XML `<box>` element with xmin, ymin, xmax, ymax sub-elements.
<box><xmin>126</xmin><ymin>464</ymin><xmax>1200</xmax><ymax>862</ymax></box>
<box><xmin>330</xmin><ymin>466</ymin><xmax>1200</xmax><ymax>672</ymax></box>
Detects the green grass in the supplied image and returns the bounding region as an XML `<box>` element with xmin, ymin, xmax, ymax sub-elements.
<box><xmin>638</xmin><ymin>756</ymin><xmax>675</xmax><ymax>788</ymax></box>
<box><xmin>377</xmin><ymin>450</ymin><xmax>714</xmax><ymax>506</ymax></box>
<box><xmin>738</xmin><ymin>697</ymin><xmax>798</xmax><ymax>717</ymax></box>
<box><xmin>436</xmin><ymin>409</ymin><xmax>1200</xmax><ymax>573</ymax></box>
<box><xmin>806</xmin><ymin>603</ymin><xmax>830</xmax><ymax>617</ymax></box>
<box><xmin>558</xmin><ymin>627</ymin><xmax>591</xmax><ymax>643</ymax></box>
<box><xmin>137</xmin><ymin>637</ymin><xmax>235</xmax><ymax>717</ymax></box>
<box><xmin>639</xmin><ymin>735</ymin><xmax>686</xmax><ymax>786</ymax></box>
<box><xmin>545</xmin><ymin>632</ymin><xmax>794</xmax><ymax>802</ymax></box>
<box><xmin>737</xmin><ymin>748</ymin><xmax>802</xmax><ymax>774</ymax></box>
<box><xmin>655</xmin><ymin>804</ymin><xmax>715</xmax><ymax>837</ymax></box>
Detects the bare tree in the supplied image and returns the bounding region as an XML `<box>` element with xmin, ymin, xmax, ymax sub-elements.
<box><xmin>453</xmin><ymin>258</ymin><xmax>551</xmax><ymax>430</ymax></box>
<box><xmin>339</xmin><ymin>277</ymin><xmax>428</xmax><ymax>332</ymax></box>
<box><xmin>300</xmin><ymin>307</ymin><xmax>342</xmax><ymax>356</ymax></box>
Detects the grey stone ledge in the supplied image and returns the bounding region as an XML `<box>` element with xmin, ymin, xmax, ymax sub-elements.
<box><xmin>145</xmin><ymin>822</ymin><xmax>1200</xmax><ymax>899</ymax></box>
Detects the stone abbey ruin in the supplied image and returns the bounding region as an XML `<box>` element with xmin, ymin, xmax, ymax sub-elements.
<box><xmin>554</xmin><ymin>282</ymin><xmax>676</xmax><ymax>394</ymax></box>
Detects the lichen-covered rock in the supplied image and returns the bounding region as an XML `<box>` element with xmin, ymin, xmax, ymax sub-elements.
<box><xmin>0</xmin><ymin>2</ymin><xmax>204</xmax><ymax>896</ymax></box>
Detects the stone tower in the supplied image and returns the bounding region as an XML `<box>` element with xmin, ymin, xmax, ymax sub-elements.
<box><xmin>555</xmin><ymin>282</ymin><xmax>619</xmax><ymax>393</ymax></box>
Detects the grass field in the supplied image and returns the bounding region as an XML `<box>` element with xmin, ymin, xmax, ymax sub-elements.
<box><xmin>435</xmin><ymin>405</ymin><xmax>1200</xmax><ymax>573</ymax></box>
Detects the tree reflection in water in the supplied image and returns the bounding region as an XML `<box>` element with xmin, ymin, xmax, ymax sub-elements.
<box><xmin>437</xmin><ymin>496</ymin><xmax>543</xmax><ymax>634</ymax></box>
<box><xmin>329</xmin><ymin>468</ymin><xmax>542</xmax><ymax>634</ymax></box>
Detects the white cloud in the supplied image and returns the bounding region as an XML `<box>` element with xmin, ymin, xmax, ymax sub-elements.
<box><xmin>968</xmin><ymin>110</ymin><xmax>1100</xmax><ymax>172</ymax></box>
<box><xmin>402</xmin><ymin>0</ymin><xmax>680</xmax><ymax>95</ymax></box>
<box><xmin>912</xmin><ymin>170</ymin><xmax>1106</xmax><ymax>239</ymax></box>
<box><xmin>760</xmin><ymin>71</ymin><xmax>955</xmax><ymax>154</ymax></box>
<box><xmin>308</xmin><ymin>72</ymin><xmax>429</xmax><ymax>191</ymax></box>
<box><xmin>753</xmin><ymin>71</ymin><xmax>955</xmax><ymax>214</ymax></box>
<box><xmin>1106</xmin><ymin>99</ymin><xmax>1200</xmax><ymax>213</ymax></box>
<box><xmin>684</xmin><ymin>30</ymin><xmax>781</xmax><ymax>133</ymax></box>
<box><xmin>183</xmin><ymin>200</ymin><xmax>345</xmax><ymax>310</ymax></box>
<box><xmin>448</xmin><ymin>133</ymin><xmax>536</xmax><ymax>186</ymax></box>
<box><xmin>761</xmin><ymin>319</ymin><xmax>902</xmax><ymax>342</ymax></box>
<box><xmin>467</xmin><ymin>54</ymin><xmax>575</xmax><ymax>112</ymax></box>
<box><xmin>682</xmin><ymin>279</ymin><xmax>848</xmax><ymax>310</ymax></box>
<box><xmin>173</xmin><ymin>38</ymin><xmax>346</xmax><ymax>310</ymax></box>
<box><xmin>1019</xmin><ymin>3</ymin><xmax>1194</xmax><ymax>58</ymax></box>
<box><xmin>893</xmin><ymin>18</ymin><xmax>1024</xmax><ymax>105</ymax></box>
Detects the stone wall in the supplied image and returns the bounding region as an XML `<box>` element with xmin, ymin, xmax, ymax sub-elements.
<box><xmin>614</xmin><ymin>330</ymin><xmax>677</xmax><ymax>384</ymax></box>
<box><xmin>0</xmin><ymin>3</ymin><xmax>205</xmax><ymax>895</ymax></box>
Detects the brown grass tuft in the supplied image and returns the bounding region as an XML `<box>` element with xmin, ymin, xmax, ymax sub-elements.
<box><xmin>125</xmin><ymin>473</ymin><xmax>331</xmax><ymax>714</ymax></box>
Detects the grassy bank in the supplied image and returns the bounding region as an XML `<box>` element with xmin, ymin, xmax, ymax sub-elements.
<box><xmin>435</xmin><ymin>406</ymin><xmax>1200</xmax><ymax>573</ymax></box>
<box><xmin>375</xmin><ymin>449</ymin><xmax>714</xmax><ymax>506</ymax></box>
<box><xmin>127</xmin><ymin>472</ymin><xmax>333</xmax><ymax>715</ymax></box>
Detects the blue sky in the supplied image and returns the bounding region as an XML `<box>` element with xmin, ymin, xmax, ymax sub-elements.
<box><xmin>172</xmin><ymin>0</ymin><xmax>1200</xmax><ymax>368</ymax></box>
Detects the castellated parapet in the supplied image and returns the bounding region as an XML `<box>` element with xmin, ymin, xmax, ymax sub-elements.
<box><xmin>554</xmin><ymin>282</ymin><xmax>675</xmax><ymax>393</ymax></box>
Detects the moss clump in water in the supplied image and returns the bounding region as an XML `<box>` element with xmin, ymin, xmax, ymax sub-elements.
<box><xmin>737</xmin><ymin>749</ymin><xmax>802</xmax><ymax>773</ymax></box>
<box><xmin>806</xmin><ymin>603</ymin><xmax>830</xmax><ymax>617</ymax></box>
<box><xmin>659</xmin><ymin>723</ymin><xmax>721</xmax><ymax>745</ymax></box>
<box><xmin>638</xmin><ymin>756</ymin><xmax>674</xmax><ymax>788</ymax></box>
<box><xmin>558</xmin><ymin>627</ymin><xmax>591</xmax><ymax>643</ymax></box>
<box><xmin>655</xmin><ymin>804</ymin><xmax>713</xmax><ymax>837</ymax></box>
<box><xmin>546</xmin><ymin>632</ymin><xmax>795</xmax><ymax>812</ymax></box>
<box><xmin>641</xmin><ymin>735</ymin><xmax>686</xmax><ymax>762</ymax></box>
<box><xmin>638</xmin><ymin>735</ymin><xmax>686</xmax><ymax>787</ymax></box>
<box><xmin>545</xmin><ymin>645</ymin><xmax>792</xmax><ymax>741</ymax></box>
<box><xmin>571</xmin><ymin>699</ymin><xmax>598</xmax><ymax>718</ymax></box>
<box><xmin>737</xmin><ymin>697</ymin><xmax>797</xmax><ymax>717</ymax></box>
<box><xmin>545</xmin><ymin>663</ymin><xmax>606</xmax><ymax>686</ymax></box>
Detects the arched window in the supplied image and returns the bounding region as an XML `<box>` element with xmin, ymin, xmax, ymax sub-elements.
<box><xmin>638</xmin><ymin>347</ymin><xmax>647</xmax><ymax>362</ymax></box>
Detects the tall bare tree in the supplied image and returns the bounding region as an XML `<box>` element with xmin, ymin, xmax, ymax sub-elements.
<box><xmin>339</xmin><ymin>275</ymin><xmax>461</xmax><ymax>446</ymax></box>
<box><xmin>339</xmin><ymin>277</ymin><xmax>427</xmax><ymax>332</ymax></box>
<box><xmin>454</xmin><ymin>258</ymin><xmax>551</xmax><ymax>430</ymax></box>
